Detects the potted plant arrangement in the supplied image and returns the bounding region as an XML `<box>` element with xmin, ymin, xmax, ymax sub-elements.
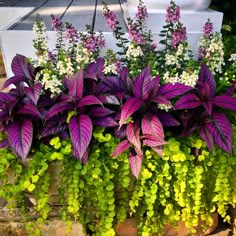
<box><xmin>0</xmin><ymin>0</ymin><xmax>236</xmax><ymax>235</ymax></box>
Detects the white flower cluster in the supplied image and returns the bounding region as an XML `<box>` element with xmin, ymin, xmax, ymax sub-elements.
<box><xmin>199</xmin><ymin>33</ymin><xmax>224</xmax><ymax>74</ymax></box>
<box><xmin>36</xmin><ymin>71</ymin><xmax>62</xmax><ymax>95</ymax></box>
<box><xmin>163</xmin><ymin>70</ymin><xmax>198</xmax><ymax>87</ymax></box>
<box><xmin>76</xmin><ymin>45</ymin><xmax>92</xmax><ymax>70</ymax></box>
<box><xmin>33</xmin><ymin>19</ymin><xmax>48</xmax><ymax>66</ymax></box>
<box><xmin>179</xmin><ymin>70</ymin><xmax>198</xmax><ymax>87</ymax></box>
<box><xmin>163</xmin><ymin>71</ymin><xmax>179</xmax><ymax>84</ymax></box>
<box><xmin>157</xmin><ymin>103</ymin><xmax>172</xmax><ymax>112</ymax></box>
<box><xmin>165</xmin><ymin>44</ymin><xmax>189</xmax><ymax>66</ymax></box>
<box><xmin>103</xmin><ymin>63</ymin><xmax>117</xmax><ymax>75</ymax></box>
<box><xmin>126</xmin><ymin>44</ymin><xmax>143</xmax><ymax>60</ymax></box>
<box><xmin>57</xmin><ymin>57</ymin><xmax>74</xmax><ymax>76</ymax></box>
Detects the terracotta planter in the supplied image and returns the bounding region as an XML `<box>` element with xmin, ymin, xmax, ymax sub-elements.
<box><xmin>116</xmin><ymin>213</ymin><xmax>218</xmax><ymax>236</ymax></box>
<box><xmin>127</xmin><ymin>0</ymin><xmax>212</xmax><ymax>11</ymax></box>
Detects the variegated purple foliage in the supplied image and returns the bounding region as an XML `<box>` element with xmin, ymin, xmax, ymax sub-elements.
<box><xmin>105</xmin><ymin>66</ymin><xmax>192</xmax><ymax>177</ymax></box>
<box><xmin>44</xmin><ymin>58</ymin><xmax>118</xmax><ymax>163</ymax></box>
<box><xmin>0</xmin><ymin>54</ymin><xmax>45</xmax><ymax>160</ymax></box>
<box><xmin>175</xmin><ymin>64</ymin><xmax>236</xmax><ymax>154</ymax></box>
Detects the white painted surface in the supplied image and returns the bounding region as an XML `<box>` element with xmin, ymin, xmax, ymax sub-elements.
<box><xmin>0</xmin><ymin>7</ymin><xmax>34</xmax><ymax>30</ymax></box>
<box><xmin>123</xmin><ymin>3</ymin><xmax>223</xmax><ymax>32</ymax></box>
<box><xmin>127</xmin><ymin>0</ymin><xmax>212</xmax><ymax>11</ymax></box>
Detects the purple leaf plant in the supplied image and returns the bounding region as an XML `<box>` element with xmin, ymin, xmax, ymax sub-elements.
<box><xmin>175</xmin><ymin>64</ymin><xmax>236</xmax><ymax>154</ymax></box>
<box><xmin>105</xmin><ymin>65</ymin><xmax>192</xmax><ymax>177</ymax></box>
<box><xmin>0</xmin><ymin>54</ymin><xmax>46</xmax><ymax>160</ymax></box>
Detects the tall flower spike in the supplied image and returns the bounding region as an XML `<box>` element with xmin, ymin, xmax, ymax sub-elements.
<box><xmin>203</xmin><ymin>19</ymin><xmax>213</xmax><ymax>36</ymax></box>
<box><xmin>102</xmin><ymin>4</ymin><xmax>118</xmax><ymax>30</ymax></box>
<box><xmin>165</xmin><ymin>0</ymin><xmax>180</xmax><ymax>23</ymax></box>
<box><xmin>51</xmin><ymin>15</ymin><xmax>64</xmax><ymax>31</ymax></box>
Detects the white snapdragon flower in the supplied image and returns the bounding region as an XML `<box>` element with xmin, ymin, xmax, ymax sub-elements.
<box><xmin>198</xmin><ymin>33</ymin><xmax>224</xmax><ymax>74</ymax></box>
<box><xmin>76</xmin><ymin>45</ymin><xmax>91</xmax><ymax>70</ymax></box>
<box><xmin>41</xmin><ymin>73</ymin><xmax>62</xmax><ymax>95</ymax></box>
<box><xmin>163</xmin><ymin>71</ymin><xmax>179</xmax><ymax>84</ymax></box>
<box><xmin>157</xmin><ymin>104</ymin><xmax>172</xmax><ymax>112</ymax></box>
<box><xmin>33</xmin><ymin>19</ymin><xmax>48</xmax><ymax>65</ymax></box>
<box><xmin>179</xmin><ymin>70</ymin><xmax>198</xmax><ymax>87</ymax></box>
<box><xmin>126</xmin><ymin>44</ymin><xmax>143</xmax><ymax>60</ymax></box>
<box><xmin>103</xmin><ymin>63</ymin><xmax>117</xmax><ymax>75</ymax></box>
<box><xmin>165</xmin><ymin>54</ymin><xmax>178</xmax><ymax>65</ymax></box>
<box><xmin>57</xmin><ymin>57</ymin><xmax>74</xmax><ymax>76</ymax></box>
<box><xmin>229</xmin><ymin>54</ymin><xmax>236</xmax><ymax>62</ymax></box>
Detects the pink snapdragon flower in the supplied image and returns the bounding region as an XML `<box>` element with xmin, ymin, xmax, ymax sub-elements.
<box><xmin>51</xmin><ymin>15</ymin><xmax>64</xmax><ymax>31</ymax></box>
<box><xmin>166</xmin><ymin>2</ymin><xmax>180</xmax><ymax>23</ymax></box>
<box><xmin>171</xmin><ymin>26</ymin><xmax>187</xmax><ymax>48</ymax></box>
<box><xmin>135</xmin><ymin>5</ymin><xmax>148</xmax><ymax>21</ymax></box>
<box><xmin>65</xmin><ymin>23</ymin><xmax>79</xmax><ymax>43</ymax></box>
<box><xmin>203</xmin><ymin>19</ymin><xmax>213</xmax><ymax>36</ymax></box>
<box><xmin>103</xmin><ymin>9</ymin><xmax>117</xmax><ymax>30</ymax></box>
<box><xmin>128</xmin><ymin>23</ymin><xmax>145</xmax><ymax>44</ymax></box>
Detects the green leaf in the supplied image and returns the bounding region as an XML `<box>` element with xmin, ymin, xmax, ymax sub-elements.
<box><xmin>106</xmin><ymin>183</ymin><xmax>114</xmax><ymax>191</ymax></box>
<box><xmin>32</xmin><ymin>175</ymin><xmax>39</xmax><ymax>183</ymax></box>
<box><xmin>28</xmin><ymin>184</ymin><xmax>35</xmax><ymax>192</ymax></box>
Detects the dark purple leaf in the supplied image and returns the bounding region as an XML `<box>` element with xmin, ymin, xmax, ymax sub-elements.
<box><xmin>213</xmin><ymin>95</ymin><xmax>236</xmax><ymax>111</ymax></box>
<box><xmin>40</xmin><ymin>117</ymin><xmax>67</xmax><ymax>138</ymax></box>
<box><xmin>119</xmin><ymin>98</ymin><xmax>142</xmax><ymax>127</ymax></box>
<box><xmin>142</xmin><ymin>114</ymin><xmax>164</xmax><ymax>140</ymax></box>
<box><xmin>198</xmin><ymin>64</ymin><xmax>215</xmax><ymax>97</ymax></box>
<box><xmin>208</xmin><ymin>112</ymin><xmax>233</xmax><ymax>154</ymax></box>
<box><xmin>0</xmin><ymin>92</ymin><xmax>15</xmax><ymax>103</ymax></box>
<box><xmin>17</xmin><ymin>104</ymin><xmax>43</xmax><ymax>119</ymax></box>
<box><xmin>114</xmin><ymin>126</ymin><xmax>126</xmax><ymax>139</ymax></box>
<box><xmin>225</xmin><ymin>86</ymin><xmax>235</xmax><ymax>96</ymax></box>
<box><xmin>102</xmin><ymin>76</ymin><xmax>124</xmax><ymax>91</ymax></box>
<box><xmin>0</xmin><ymin>111</ymin><xmax>9</xmax><ymax>120</ymax></box>
<box><xmin>77</xmin><ymin>95</ymin><xmax>103</xmax><ymax>107</ymax></box>
<box><xmin>149</xmin><ymin>76</ymin><xmax>160</xmax><ymax>97</ymax></box>
<box><xmin>120</xmin><ymin>67</ymin><xmax>129</xmax><ymax>82</ymax></box>
<box><xmin>73</xmin><ymin>146</ymin><xmax>89</xmax><ymax>163</ymax></box>
<box><xmin>85</xmin><ymin>58</ymin><xmax>105</xmax><ymax>79</ymax></box>
<box><xmin>69</xmin><ymin>115</ymin><xmax>92</xmax><ymax>160</ymax></box>
<box><xmin>67</xmin><ymin>70</ymin><xmax>84</xmax><ymax>98</ymax></box>
<box><xmin>45</xmin><ymin>102</ymin><xmax>73</xmax><ymax>120</ymax></box>
<box><xmin>7</xmin><ymin>119</ymin><xmax>33</xmax><ymax>160</ymax></box>
<box><xmin>126</xmin><ymin>122</ymin><xmax>142</xmax><ymax>156</ymax></box>
<box><xmin>202</xmin><ymin>101</ymin><xmax>213</xmax><ymax>115</ymax></box>
<box><xmin>1</xmin><ymin>76</ymin><xmax>27</xmax><ymax>90</ymax></box>
<box><xmin>129</xmin><ymin>152</ymin><xmax>142</xmax><ymax>178</ymax></box>
<box><xmin>159</xmin><ymin>83</ymin><xmax>193</xmax><ymax>99</ymax></box>
<box><xmin>157</xmin><ymin>111</ymin><xmax>180</xmax><ymax>127</ymax></box>
<box><xmin>93</xmin><ymin>117</ymin><xmax>117</xmax><ymax>127</ymax></box>
<box><xmin>25</xmin><ymin>83</ymin><xmax>41</xmax><ymax>105</ymax></box>
<box><xmin>11</xmin><ymin>54</ymin><xmax>33</xmax><ymax>79</ymax></box>
<box><xmin>111</xmin><ymin>139</ymin><xmax>131</xmax><ymax>157</ymax></box>
<box><xmin>200</xmin><ymin>126</ymin><xmax>214</xmax><ymax>151</ymax></box>
<box><xmin>0</xmin><ymin>139</ymin><xmax>9</xmax><ymax>149</ymax></box>
<box><xmin>89</xmin><ymin>107</ymin><xmax>114</xmax><ymax>117</ymax></box>
<box><xmin>151</xmin><ymin>95</ymin><xmax>171</xmax><ymax>105</ymax></box>
<box><xmin>175</xmin><ymin>94</ymin><xmax>201</xmax><ymax>110</ymax></box>
<box><xmin>142</xmin><ymin>134</ymin><xmax>167</xmax><ymax>147</ymax></box>
<box><xmin>133</xmin><ymin>66</ymin><xmax>151</xmax><ymax>100</ymax></box>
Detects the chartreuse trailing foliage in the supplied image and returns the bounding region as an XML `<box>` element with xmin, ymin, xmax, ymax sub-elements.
<box><xmin>1</xmin><ymin>127</ymin><xmax>236</xmax><ymax>235</ymax></box>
